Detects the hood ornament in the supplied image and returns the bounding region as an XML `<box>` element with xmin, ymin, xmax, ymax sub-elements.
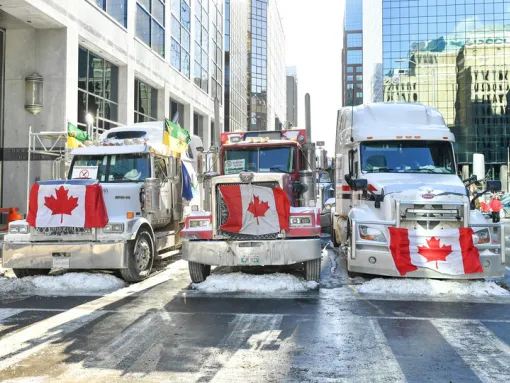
<box><xmin>239</xmin><ymin>172</ymin><xmax>254</xmax><ymax>183</ymax></box>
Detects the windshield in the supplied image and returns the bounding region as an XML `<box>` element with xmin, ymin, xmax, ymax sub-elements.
<box><xmin>69</xmin><ymin>153</ymin><xmax>150</xmax><ymax>182</ymax></box>
<box><xmin>360</xmin><ymin>140</ymin><xmax>455</xmax><ymax>174</ymax></box>
<box><xmin>223</xmin><ymin>147</ymin><xmax>296</xmax><ymax>174</ymax></box>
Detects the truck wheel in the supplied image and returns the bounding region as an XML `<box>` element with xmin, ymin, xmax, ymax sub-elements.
<box><xmin>188</xmin><ymin>262</ymin><xmax>211</xmax><ymax>283</ymax></box>
<box><xmin>304</xmin><ymin>259</ymin><xmax>321</xmax><ymax>282</ymax></box>
<box><xmin>120</xmin><ymin>228</ymin><xmax>154</xmax><ymax>283</ymax></box>
<box><xmin>12</xmin><ymin>269</ymin><xmax>51</xmax><ymax>278</ymax></box>
<box><xmin>332</xmin><ymin>225</ymin><xmax>341</xmax><ymax>247</ymax></box>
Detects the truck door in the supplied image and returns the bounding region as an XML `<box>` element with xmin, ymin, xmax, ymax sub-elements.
<box><xmin>155</xmin><ymin>156</ymin><xmax>172</xmax><ymax>223</ymax></box>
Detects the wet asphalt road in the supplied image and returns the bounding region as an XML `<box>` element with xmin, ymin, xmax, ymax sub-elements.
<box><xmin>0</xmin><ymin>248</ymin><xmax>509</xmax><ymax>383</ymax></box>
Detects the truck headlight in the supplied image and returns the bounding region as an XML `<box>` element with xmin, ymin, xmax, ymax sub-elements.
<box><xmin>189</xmin><ymin>219</ymin><xmax>210</xmax><ymax>228</ymax></box>
<box><xmin>359</xmin><ymin>225</ymin><xmax>386</xmax><ymax>243</ymax></box>
<box><xmin>103</xmin><ymin>223</ymin><xmax>124</xmax><ymax>233</ymax></box>
<box><xmin>9</xmin><ymin>224</ymin><xmax>28</xmax><ymax>234</ymax></box>
<box><xmin>472</xmin><ymin>228</ymin><xmax>490</xmax><ymax>245</ymax></box>
<box><xmin>289</xmin><ymin>216</ymin><xmax>313</xmax><ymax>227</ymax></box>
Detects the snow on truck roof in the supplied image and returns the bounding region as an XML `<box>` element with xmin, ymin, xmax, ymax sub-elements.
<box><xmin>71</xmin><ymin>121</ymin><xmax>202</xmax><ymax>159</ymax></box>
<box><xmin>342</xmin><ymin>103</ymin><xmax>455</xmax><ymax>142</ymax></box>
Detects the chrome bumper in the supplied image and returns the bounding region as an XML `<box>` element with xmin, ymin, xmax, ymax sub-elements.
<box><xmin>182</xmin><ymin>238</ymin><xmax>321</xmax><ymax>266</ymax></box>
<box><xmin>2</xmin><ymin>241</ymin><xmax>128</xmax><ymax>269</ymax></box>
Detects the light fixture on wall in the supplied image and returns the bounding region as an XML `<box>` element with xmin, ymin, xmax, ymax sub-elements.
<box><xmin>24</xmin><ymin>73</ymin><xmax>44</xmax><ymax>115</ymax></box>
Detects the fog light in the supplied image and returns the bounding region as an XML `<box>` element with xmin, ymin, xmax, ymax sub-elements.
<box><xmin>369</xmin><ymin>256</ymin><xmax>377</xmax><ymax>264</ymax></box>
<box><xmin>484</xmin><ymin>260</ymin><xmax>490</xmax><ymax>268</ymax></box>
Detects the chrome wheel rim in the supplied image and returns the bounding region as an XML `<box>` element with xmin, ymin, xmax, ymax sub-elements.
<box><xmin>135</xmin><ymin>237</ymin><xmax>151</xmax><ymax>270</ymax></box>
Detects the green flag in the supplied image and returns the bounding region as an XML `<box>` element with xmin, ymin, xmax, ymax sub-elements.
<box><xmin>68</xmin><ymin>122</ymin><xmax>90</xmax><ymax>142</ymax></box>
<box><xmin>164</xmin><ymin>119</ymin><xmax>191</xmax><ymax>154</ymax></box>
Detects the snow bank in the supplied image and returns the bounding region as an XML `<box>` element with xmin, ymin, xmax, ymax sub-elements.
<box><xmin>357</xmin><ymin>278</ymin><xmax>509</xmax><ymax>297</ymax></box>
<box><xmin>192</xmin><ymin>272</ymin><xmax>318</xmax><ymax>293</ymax></box>
<box><xmin>0</xmin><ymin>272</ymin><xmax>125</xmax><ymax>296</ymax></box>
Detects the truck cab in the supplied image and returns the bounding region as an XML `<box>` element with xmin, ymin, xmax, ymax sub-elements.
<box><xmin>181</xmin><ymin>129</ymin><xmax>324</xmax><ymax>283</ymax></box>
<box><xmin>333</xmin><ymin>103</ymin><xmax>505</xmax><ymax>279</ymax></box>
<box><xmin>3</xmin><ymin>122</ymin><xmax>201</xmax><ymax>282</ymax></box>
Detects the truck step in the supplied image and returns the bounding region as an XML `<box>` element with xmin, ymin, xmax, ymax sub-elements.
<box><xmin>155</xmin><ymin>249</ymin><xmax>181</xmax><ymax>261</ymax></box>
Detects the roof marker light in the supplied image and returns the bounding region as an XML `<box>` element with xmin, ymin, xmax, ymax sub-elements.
<box><xmin>249</xmin><ymin>137</ymin><xmax>255</xmax><ymax>143</ymax></box>
<box><xmin>414</xmin><ymin>136</ymin><xmax>421</xmax><ymax>139</ymax></box>
<box><xmin>443</xmin><ymin>136</ymin><xmax>448</xmax><ymax>139</ymax></box>
<box><xmin>405</xmin><ymin>136</ymin><xmax>412</xmax><ymax>139</ymax></box>
<box><xmin>396</xmin><ymin>136</ymin><xmax>403</xmax><ymax>139</ymax></box>
<box><xmin>367</xmin><ymin>136</ymin><xmax>373</xmax><ymax>140</ymax></box>
<box><xmin>264</xmin><ymin>137</ymin><xmax>269</xmax><ymax>142</ymax></box>
<box><xmin>257</xmin><ymin>137</ymin><xmax>262</xmax><ymax>143</ymax></box>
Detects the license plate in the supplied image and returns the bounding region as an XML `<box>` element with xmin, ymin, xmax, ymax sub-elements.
<box><xmin>240</xmin><ymin>256</ymin><xmax>260</xmax><ymax>265</ymax></box>
<box><xmin>52</xmin><ymin>255</ymin><xmax>70</xmax><ymax>268</ymax></box>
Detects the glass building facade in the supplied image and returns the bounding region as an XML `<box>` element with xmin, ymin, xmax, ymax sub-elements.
<box><xmin>248</xmin><ymin>0</ymin><xmax>286</xmax><ymax>131</ymax></box>
<box><xmin>381</xmin><ymin>0</ymin><xmax>510</xmax><ymax>178</ymax></box>
<box><xmin>224</xmin><ymin>0</ymin><xmax>249</xmax><ymax>132</ymax></box>
<box><xmin>343</xmin><ymin>0</ymin><xmax>364</xmax><ymax>107</ymax></box>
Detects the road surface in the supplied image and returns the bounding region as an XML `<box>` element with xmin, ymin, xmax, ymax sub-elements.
<box><xmin>0</xmin><ymin>249</ymin><xmax>509</xmax><ymax>383</ymax></box>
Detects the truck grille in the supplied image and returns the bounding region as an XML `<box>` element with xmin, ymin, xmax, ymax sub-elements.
<box><xmin>398</xmin><ymin>202</ymin><xmax>465</xmax><ymax>230</ymax></box>
<box><xmin>32</xmin><ymin>227</ymin><xmax>92</xmax><ymax>237</ymax></box>
<box><xmin>216</xmin><ymin>181</ymin><xmax>280</xmax><ymax>240</ymax></box>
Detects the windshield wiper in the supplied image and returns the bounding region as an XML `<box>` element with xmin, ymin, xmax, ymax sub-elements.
<box><xmin>373</xmin><ymin>167</ymin><xmax>393</xmax><ymax>173</ymax></box>
<box><xmin>270</xmin><ymin>166</ymin><xmax>287</xmax><ymax>173</ymax></box>
<box><xmin>407</xmin><ymin>168</ymin><xmax>437</xmax><ymax>173</ymax></box>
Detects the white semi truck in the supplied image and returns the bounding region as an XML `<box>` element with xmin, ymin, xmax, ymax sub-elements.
<box><xmin>333</xmin><ymin>103</ymin><xmax>505</xmax><ymax>278</ymax></box>
<box><xmin>2</xmin><ymin>121</ymin><xmax>201</xmax><ymax>282</ymax></box>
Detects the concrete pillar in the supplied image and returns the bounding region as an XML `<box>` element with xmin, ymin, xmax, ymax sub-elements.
<box><xmin>65</xmin><ymin>26</ymin><xmax>79</xmax><ymax>125</ymax></box>
<box><xmin>183</xmin><ymin>103</ymin><xmax>193</xmax><ymax>133</ymax></box>
<box><xmin>500</xmin><ymin>165</ymin><xmax>508</xmax><ymax>193</ymax></box>
<box><xmin>118</xmin><ymin>64</ymin><xmax>135</xmax><ymax>126</ymax></box>
<box><xmin>157</xmin><ymin>83</ymin><xmax>170</xmax><ymax>120</ymax></box>
<box><xmin>202</xmin><ymin>114</ymin><xmax>211</xmax><ymax>150</ymax></box>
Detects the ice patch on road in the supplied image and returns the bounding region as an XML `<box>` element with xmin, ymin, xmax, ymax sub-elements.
<box><xmin>357</xmin><ymin>278</ymin><xmax>509</xmax><ymax>297</ymax></box>
<box><xmin>0</xmin><ymin>272</ymin><xmax>125</xmax><ymax>296</ymax></box>
<box><xmin>192</xmin><ymin>272</ymin><xmax>318</xmax><ymax>293</ymax></box>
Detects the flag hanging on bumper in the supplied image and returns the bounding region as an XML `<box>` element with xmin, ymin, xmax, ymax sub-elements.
<box><xmin>388</xmin><ymin>228</ymin><xmax>483</xmax><ymax>276</ymax></box>
<box><xmin>27</xmin><ymin>183</ymin><xmax>109</xmax><ymax>228</ymax></box>
<box><xmin>219</xmin><ymin>184</ymin><xmax>290</xmax><ymax>236</ymax></box>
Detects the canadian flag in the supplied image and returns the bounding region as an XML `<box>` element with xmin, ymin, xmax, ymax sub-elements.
<box><xmin>219</xmin><ymin>184</ymin><xmax>290</xmax><ymax>235</ymax></box>
<box><xmin>388</xmin><ymin>228</ymin><xmax>483</xmax><ymax>276</ymax></box>
<box><xmin>27</xmin><ymin>183</ymin><xmax>109</xmax><ymax>228</ymax></box>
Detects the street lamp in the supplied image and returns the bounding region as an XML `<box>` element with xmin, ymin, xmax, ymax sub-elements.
<box><xmin>395</xmin><ymin>58</ymin><xmax>436</xmax><ymax>108</ymax></box>
<box><xmin>24</xmin><ymin>73</ymin><xmax>44</xmax><ymax>115</ymax></box>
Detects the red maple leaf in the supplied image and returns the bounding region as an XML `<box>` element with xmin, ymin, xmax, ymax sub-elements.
<box><xmin>44</xmin><ymin>186</ymin><xmax>79</xmax><ymax>223</ymax></box>
<box><xmin>417</xmin><ymin>237</ymin><xmax>452</xmax><ymax>269</ymax></box>
<box><xmin>247</xmin><ymin>195</ymin><xmax>270</xmax><ymax>224</ymax></box>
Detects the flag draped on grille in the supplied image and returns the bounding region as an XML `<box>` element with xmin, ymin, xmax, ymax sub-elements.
<box><xmin>388</xmin><ymin>228</ymin><xmax>483</xmax><ymax>276</ymax></box>
<box><xmin>27</xmin><ymin>183</ymin><xmax>108</xmax><ymax>228</ymax></box>
<box><xmin>164</xmin><ymin>119</ymin><xmax>191</xmax><ymax>154</ymax></box>
<box><xmin>219</xmin><ymin>184</ymin><xmax>290</xmax><ymax>236</ymax></box>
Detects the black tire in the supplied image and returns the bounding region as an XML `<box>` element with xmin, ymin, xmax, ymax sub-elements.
<box><xmin>188</xmin><ymin>262</ymin><xmax>211</xmax><ymax>283</ymax></box>
<box><xmin>304</xmin><ymin>258</ymin><xmax>321</xmax><ymax>282</ymax></box>
<box><xmin>332</xmin><ymin>224</ymin><xmax>341</xmax><ymax>247</ymax></box>
<box><xmin>12</xmin><ymin>269</ymin><xmax>51</xmax><ymax>278</ymax></box>
<box><xmin>120</xmin><ymin>228</ymin><xmax>154</xmax><ymax>283</ymax></box>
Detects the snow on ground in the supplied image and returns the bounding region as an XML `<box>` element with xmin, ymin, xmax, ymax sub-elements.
<box><xmin>192</xmin><ymin>272</ymin><xmax>318</xmax><ymax>293</ymax></box>
<box><xmin>0</xmin><ymin>272</ymin><xmax>125</xmax><ymax>296</ymax></box>
<box><xmin>357</xmin><ymin>278</ymin><xmax>509</xmax><ymax>297</ymax></box>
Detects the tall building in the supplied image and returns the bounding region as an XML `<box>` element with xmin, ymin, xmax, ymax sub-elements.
<box><xmin>342</xmin><ymin>0</ymin><xmax>364</xmax><ymax>107</ymax></box>
<box><xmin>359</xmin><ymin>0</ymin><xmax>510</xmax><ymax>183</ymax></box>
<box><xmin>0</xmin><ymin>0</ymin><xmax>225</xmax><ymax>211</ymax></box>
<box><xmin>248</xmin><ymin>0</ymin><xmax>286</xmax><ymax>131</ymax></box>
<box><xmin>286</xmin><ymin>66</ymin><xmax>298</xmax><ymax>127</ymax></box>
<box><xmin>224</xmin><ymin>0</ymin><xmax>249</xmax><ymax>132</ymax></box>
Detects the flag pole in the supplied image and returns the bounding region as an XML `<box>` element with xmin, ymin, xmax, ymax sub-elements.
<box><xmin>26</xmin><ymin>125</ymin><xmax>32</xmax><ymax>215</ymax></box>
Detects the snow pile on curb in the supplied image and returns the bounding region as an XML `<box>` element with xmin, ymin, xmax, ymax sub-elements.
<box><xmin>357</xmin><ymin>278</ymin><xmax>509</xmax><ymax>297</ymax></box>
<box><xmin>192</xmin><ymin>272</ymin><xmax>318</xmax><ymax>293</ymax></box>
<box><xmin>0</xmin><ymin>272</ymin><xmax>125</xmax><ymax>295</ymax></box>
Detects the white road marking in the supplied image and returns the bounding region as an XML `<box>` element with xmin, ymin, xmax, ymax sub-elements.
<box><xmin>0</xmin><ymin>261</ymin><xmax>189</xmax><ymax>372</ymax></box>
<box><xmin>433</xmin><ymin>320</ymin><xmax>510</xmax><ymax>383</ymax></box>
<box><xmin>0</xmin><ymin>309</ymin><xmax>24</xmax><ymax>322</ymax></box>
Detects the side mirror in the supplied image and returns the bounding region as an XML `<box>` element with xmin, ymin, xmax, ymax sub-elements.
<box><xmin>486</xmin><ymin>180</ymin><xmax>502</xmax><ymax>192</ymax></box>
<box><xmin>351</xmin><ymin>179</ymin><xmax>368</xmax><ymax>191</ymax></box>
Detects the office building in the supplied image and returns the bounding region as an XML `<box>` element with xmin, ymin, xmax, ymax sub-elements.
<box><xmin>286</xmin><ymin>66</ymin><xmax>298</xmax><ymax>127</ymax></box>
<box><xmin>0</xmin><ymin>0</ymin><xmax>225</xmax><ymax>211</ymax></box>
<box><xmin>342</xmin><ymin>0</ymin><xmax>364</xmax><ymax>107</ymax></box>
<box><xmin>224</xmin><ymin>0</ymin><xmax>249</xmax><ymax>132</ymax></box>
<box><xmin>248</xmin><ymin>0</ymin><xmax>286</xmax><ymax>131</ymax></box>
<box><xmin>359</xmin><ymin>0</ymin><xmax>510</xmax><ymax>183</ymax></box>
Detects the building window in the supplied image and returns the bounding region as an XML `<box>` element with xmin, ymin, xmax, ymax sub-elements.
<box><xmin>347</xmin><ymin>50</ymin><xmax>362</xmax><ymax>65</ymax></box>
<box><xmin>136</xmin><ymin>0</ymin><xmax>165</xmax><ymax>57</ymax></box>
<box><xmin>78</xmin><ymin>47</ymin><xmax>119</xmax><ymax>131</ymax></box>
<box><xmin>347</xmin><ymin>84</ymin><xmax>354</xmax><ymax>90</ymax></box>
<box><xmin>347</xmin><ymin>67</ymin><xmax>354</xmax><ymax>73</ymax></box>
<box><xmin>94</xmin><ymin>0</ymin><xmax>127</xmax><ymax>27</ymax></box>
<box><xmin>356</xmin><ymin>92</ymin><xmax>363</xmax><ymax>98</ymax></box>
<box><xmin>194</xmin><ymin>0</ymin><xmax>209</xmax><ymax>92</ymax></box>
<box><xmin>356</xmin><ymin>67</ymin><xmax>363</xmax><ymax>73</ymax></box>
<box><xmin>347</xmin><ymin>75</ymin><xmax>354</xmax><ymax>82</ymax></box>
<box><xmin>356</xmin><ymin>75</ymin><xmax>363</xmax><ymax>81</ymax></box>
<box><xmin>171</xmin><ymin>0</ymin><xmax>191</xmax><ymax>77</ymax></box>
<box><xmin>134</xmin><ymin>79</ymin><xmax>158</xmax><ymax>122</ymax></box>
<box><xmin>211</xmin><ymin>0</ymin><xmax>223</xmax><ymax>103</ymax></box>
<box><xmin>355</xmin><ymin>84</ymin><xmax>362</xmax><ymax>89</ymax></box>
<box><xmin>347</xmin><ymin>92</ymin><xmax>353</xmax><ymax>99</ymax></box>
<box><xmin>347</xmin><ymin>33</ymin><xmax>362</xmax><ymax>48</ymax></box>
